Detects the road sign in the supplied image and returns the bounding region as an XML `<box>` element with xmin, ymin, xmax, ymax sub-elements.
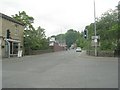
<box><xmin>91</xmin><ymin>36</ymin><xmax>100</xmax><ymax>40</ymax></box>
<box><xmin>91</xmin><ymin>39</ymin><xmax>100</xmax><ymax>47</ymax></box>
<box><xmin>94</xmin><ymin>39</ymin><xmax>97</xmax><ymax>43</ymax></box>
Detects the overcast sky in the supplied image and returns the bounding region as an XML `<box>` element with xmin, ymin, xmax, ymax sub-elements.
<box><xmin>0</xmin><ymin>0</ymin><xmax>119</xmax><ymax>37</ymax></box>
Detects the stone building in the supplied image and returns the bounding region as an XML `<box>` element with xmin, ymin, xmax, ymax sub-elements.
<box><xmin>0</xmin><ymin>13</ymin><xmax>24</xmax><ymax>58</ymax></box>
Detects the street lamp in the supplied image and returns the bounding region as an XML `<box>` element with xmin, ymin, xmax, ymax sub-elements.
<box><xmin>94</xmin><ymin>0</ymin><xmax>97</xmax><ymax>56</ymax></box>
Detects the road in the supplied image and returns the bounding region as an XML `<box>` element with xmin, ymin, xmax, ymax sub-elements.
<box><xmin>2</xmin><ymin>50</ymin><xmax>118</xmax><ymax>88</ymax></box>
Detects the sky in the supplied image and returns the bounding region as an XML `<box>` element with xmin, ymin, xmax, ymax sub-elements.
<box><xmin>0</xmin><ymin>0</ymin><xmax>119</xmax><ymax>37</ymax></box>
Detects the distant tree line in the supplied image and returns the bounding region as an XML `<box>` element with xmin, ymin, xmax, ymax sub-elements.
<box><xmin>53</xmin><ymin>29</ymin><xmax>80</xmax><ymax>48</ymax></box>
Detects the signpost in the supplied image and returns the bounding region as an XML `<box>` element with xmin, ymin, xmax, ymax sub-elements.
<box><xmin>91</xmin><ymin>36</ymin><xmax>100</xmax><ymax>47</ymax></box>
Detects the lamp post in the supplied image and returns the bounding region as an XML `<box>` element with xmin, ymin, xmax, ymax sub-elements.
<box><xmin>94</xmin><ymin>0</ymin><xmax>97</xmax><ymax>56</ymax></box>
<box><xmin>118</xmin><ymin>1</ymin><xmax>120</xmax><ymax>57</ymax></box>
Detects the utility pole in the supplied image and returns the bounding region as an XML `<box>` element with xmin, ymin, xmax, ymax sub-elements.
<box><xmin>94</xmin><ymin>0</ymin><xmax>97</xmax><ymax>56</ymax></box>
<box><xmin>118</xmin><ymin>1</ymin><xmax>120</xmax><ymax>57</ymax></box>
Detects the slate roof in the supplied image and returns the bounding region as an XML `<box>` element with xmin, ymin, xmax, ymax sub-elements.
<box><xmin>0</xmin><ymin>13</ymin><xmax>24</xmax><ymax>26</ymax></box>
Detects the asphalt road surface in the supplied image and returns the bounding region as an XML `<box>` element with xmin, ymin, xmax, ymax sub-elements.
<box><xmin>2</xmin><ymin>50</ymin><xmax>118</xmax><ymax>88</ymax></box>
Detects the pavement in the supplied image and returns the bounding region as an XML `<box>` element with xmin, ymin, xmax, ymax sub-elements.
<box><xmin>2</xmin><ymin>50</ymin><xmax>118</xmax><ymax>88</ymax></box>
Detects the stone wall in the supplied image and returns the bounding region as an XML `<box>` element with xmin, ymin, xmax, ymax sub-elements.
<box><xmin>87</xmin><ymin>50</ymin><xmax>115</xmax><ymax>57</ymax></box>
<box><xmin>24</xmin><ymin>43</ymin><xmax>66</xmax><ymax>55</ymax></box>
<box><xmin>53</xmin><ymin>43</ymin><xmax>65</xmax><ymax>52</ymax></box>
<box><xmin>28</xmin><ymin>49</ymin><xmax>54</xmax><ymax>55</ymax></box>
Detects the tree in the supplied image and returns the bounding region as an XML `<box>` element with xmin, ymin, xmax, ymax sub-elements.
<box><xmin>12</xmin><ymin>11</ymin><xmax>49</xmax><ymax>54</ymax></box>
<box><xmin>12</xmin><ymin>11</ymin><xmax>35</xmax><ymax>31</ymax></box>
<box><xmin>85</xmin><ymin>9</ymin><xmax>118</xmax><ymax>51</ymax></box>
<box><xmin>117</xmin><ymin>1</ymin><xmax>120</xmax><ymax>56</ymax></box>
<box><xmin>65</xmin><ymin>29</ymin><xmax>79</xmax><ymax>48</ymax></box>
<box><xmin>76</xmin><ymin>32</ymin><xmax>88</xmax><ymax>49</ymax></box>
<box><xmin>51</xmin><ymin>29</ymin><xmax>81</xmax><ymax>48</ymax></box>
<box><xmin>56</xmin><ymin>34</ymin><xmax>66</xmax><ymax>44</ymax></box>
<box><xmin>24</xmin><ymin>26</ymin><xmax>49</xmax><ymax>50</ymax></box>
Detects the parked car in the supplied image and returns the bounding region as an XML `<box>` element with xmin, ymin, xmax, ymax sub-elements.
<box><xmin>76</xmin><ymin>47</ymin><xmax>82</xmax><ymax>52</ymax></box>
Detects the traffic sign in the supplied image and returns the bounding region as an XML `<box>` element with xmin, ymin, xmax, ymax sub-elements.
<box><xmin>94</xmin><ymin>39</ymin><xmax>97</xmax><ymax>43</ymax></box>
<box><xmin>91</xmin><ymin>36</ymin><xmax>100</xmax><ymax>40</ymax></box>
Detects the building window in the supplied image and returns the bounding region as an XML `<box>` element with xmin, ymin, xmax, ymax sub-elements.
<box><xmin>15</xmin><ymin>29</ymin><xmax>19</xmax><ymax>36</ymax></box>
<box><xmin>15</xmin><ymin>24</ymin><xmax>19</xmax><ymax>36</ymax></box>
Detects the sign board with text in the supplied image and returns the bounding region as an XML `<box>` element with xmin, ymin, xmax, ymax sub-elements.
<box><xmin>91</xmin><ymin>36</ymin><xmax>100</xmax><ymax>40</ymax></box>
<box><xmin>91</xmin><ymin>40</ymin><xmax>100</xmax><ymax>47</ymax></box>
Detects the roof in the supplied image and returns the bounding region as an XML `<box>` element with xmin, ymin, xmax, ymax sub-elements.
<box><xmin>0</xmin><ymin>13</ymin><xmax>24</xmax><ymax>26</ymax></box>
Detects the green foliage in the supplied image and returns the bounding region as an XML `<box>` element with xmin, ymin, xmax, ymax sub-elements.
<box><xmin>24</xmin><ymin>26</ymin><xmax>49</xmax><ymax>50</ymax></box>
<box><xmin>100</xmin><ymin>40</ymin><xmax>115</xmax><ymax>50</ymax></box>
<box><xmin>53</xmin><ymin>29</ymin><xmax>80</xmax><ymax>48</ymax></box>
<box><xmin>56</xmin><ymin>34</ymin><xmax>66</xmax><ymax>44</ymax></box>
<box><xmin>53</xmin><ymin>29</ymin><xmax>87</xmax><ymax>49</ymax></box>
<box><xmin>85</xmin><ymin>9</ymin><xmax>118</xmax><ymax>51</ymax></box>
<box><xmin>12</xmin><ymin>11</ymin><xmax>49</xmax><ymax>52</ymax></box>
<box><xmin>65</xmin><ymin>29</ymin><xmax>79</xmax><ymax>48</ymax></box>
<box><xmin>50</xmin><ymin>8</ymin><xmax>118</xmax><ymax>51</ymax></box>
<box><xmin>118</xmin><ymin>2</ymin><xmax>120</xmax><ymax>55</ymax></box>
<box><xmin>76</xmin><ymin>32</ymin><xmax>82</xmax><ymax>46</ymax></box>
<box><xmin>12</xmin><ymin>11</ymin><xmax>34</xmax><ymax>30</ymax></box>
